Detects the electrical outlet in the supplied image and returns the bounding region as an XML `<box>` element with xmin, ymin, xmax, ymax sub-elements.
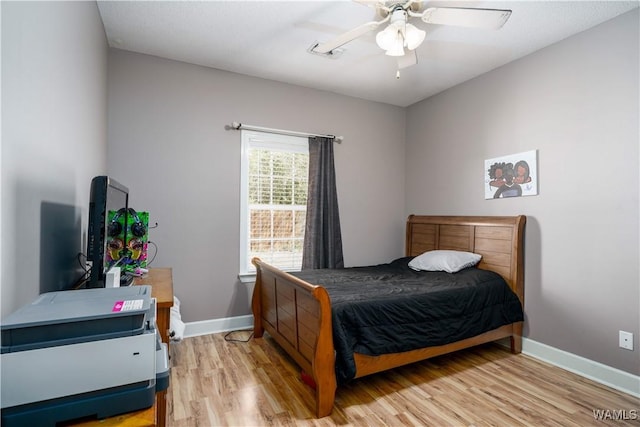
<box><xmin>619</xmin><ymin>331</ymin><xmax>634</xmax><ymax>351</ymax></box>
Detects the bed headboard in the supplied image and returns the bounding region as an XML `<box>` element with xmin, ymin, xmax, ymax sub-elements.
<box><xmin>405</xmin><ymin>215</ymin><xmax>526</xmax><ymax>302</ymax></box>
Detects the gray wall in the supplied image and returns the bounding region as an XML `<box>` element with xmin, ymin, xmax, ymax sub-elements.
<box><xmin>106</xmin><ymin>49</ymin><xmax>406</xmax><ymax>323</ymax></box>
<box><xmin>1</xmin><ymin>1</ymin><xmax>109</xmax><ymax>317</ymax></box>
<box><xmin>406</xmin><ymin>9</ymin><xmax>639</xmax><ymax>375</ymax></box>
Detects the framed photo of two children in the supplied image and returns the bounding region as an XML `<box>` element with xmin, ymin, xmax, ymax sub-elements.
<box><xmin>485</xmin><ymin>150</ymin><xmax>538</xmax><ymax>199</ymax></box>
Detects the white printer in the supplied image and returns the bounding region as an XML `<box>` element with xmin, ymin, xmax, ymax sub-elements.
<box><xmin>0</xmin><ymin>286</ymin><xmax>170</xmax><ymax>426</ymax></box>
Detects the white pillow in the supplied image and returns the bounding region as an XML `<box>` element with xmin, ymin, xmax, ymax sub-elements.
<box><xmin>408</xmin><ymin>250</ymin><xmax>482</xmax><ymax>273</ymax></box>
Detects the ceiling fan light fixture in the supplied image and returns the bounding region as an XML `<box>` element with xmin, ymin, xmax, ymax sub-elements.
<box><xmin>376</xmin><ymin>8</ymin><xmax>424</xmax><ymax>56</ymax></box>
<box><xmin>404</xmin><ymin>23</ymin><xmax>426</xmax><ymax>50</ymax></box>
<box><xmin>379</xmin><ymin>26</ymin><xmax>405</xmax><ymax>57</ymax></box>
<box><xmin>385</xmin><ymin>39</ymin><xmax>405</xmax><ymax>57</ymax></box>
<box><xmin>375</xmin><ymin>25</ymin><xmax>398</xmax><ymax>51</ymax></box>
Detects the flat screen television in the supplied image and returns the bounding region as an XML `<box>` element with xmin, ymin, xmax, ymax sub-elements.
<box><xmin>86</xmin><ymin>176</ymin><xmax>129</xmax><ymax>288</ymax></box>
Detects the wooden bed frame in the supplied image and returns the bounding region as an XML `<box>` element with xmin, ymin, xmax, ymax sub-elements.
<box><xmin>251</xmin><ymin>215</ymin><xmax>526</xmax><ymax>418</ymax></box>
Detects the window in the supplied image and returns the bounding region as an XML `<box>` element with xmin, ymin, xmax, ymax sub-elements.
<box><xmin>240</xmin><ymin>131</ymin><xmax>308</xmax><ymax>277</ymax></box>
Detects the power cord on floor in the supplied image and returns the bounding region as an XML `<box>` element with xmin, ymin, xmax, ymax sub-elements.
<box><xmin>223</xmin><ymin>329</ymin><xmax>254</xmax><ymax>343</ymax></box>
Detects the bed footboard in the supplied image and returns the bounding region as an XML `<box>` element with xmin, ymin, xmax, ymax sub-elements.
<box><xmin>251</xmin><ymin>258</ymin><xmax>336</xmax><ymax>418</ymax></box>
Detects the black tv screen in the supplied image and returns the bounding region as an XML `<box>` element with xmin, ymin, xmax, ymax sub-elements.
<box><xmin>87</xmin><ymin>176</ymin><xmax>129</xmax><ymax>288</ymax></box>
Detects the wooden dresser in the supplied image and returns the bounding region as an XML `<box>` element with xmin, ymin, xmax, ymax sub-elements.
<box><xmin>137</xmin><ymin>268</ymin><xmax>175</xmax><ymax>352</ymax></box>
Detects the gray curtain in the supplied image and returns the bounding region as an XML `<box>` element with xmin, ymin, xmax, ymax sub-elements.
<box><xmin>302</xmin><ymin>136</ymin><xmax>344</xmax><ymax>270</ymax></box>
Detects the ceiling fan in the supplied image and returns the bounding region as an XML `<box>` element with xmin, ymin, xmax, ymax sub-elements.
<box><xmin>309</xmin><ymin>0</ymin><xmax>512</xmax><ymax>74</ymax></box>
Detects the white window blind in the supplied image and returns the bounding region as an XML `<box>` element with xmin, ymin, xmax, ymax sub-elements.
<box><xmin>240</xmin><ymin>131</ymin><xmax>308</xmax><ymax>276</ymax></box>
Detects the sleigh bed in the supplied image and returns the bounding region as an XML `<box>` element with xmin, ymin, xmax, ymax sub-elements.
<box><xmin>251</xmin><ymin>215</ymin><xmax>526</xmax><ymax>418</ymax></box>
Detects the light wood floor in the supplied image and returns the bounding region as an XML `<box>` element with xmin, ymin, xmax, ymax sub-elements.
<box><xmin>168</xmin><ymin>332</ymin><xmax>639</xmax><ymax>426</ymax></box>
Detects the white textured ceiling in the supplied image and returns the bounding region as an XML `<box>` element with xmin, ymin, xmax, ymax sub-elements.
<box><xmin>97</xmin><ymin>1</ymin><xmax>638</xmax><ymax>107</ymax></box>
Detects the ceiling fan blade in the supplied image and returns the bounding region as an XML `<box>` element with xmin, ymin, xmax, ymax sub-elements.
<box><xmin>353</xmin><ymin>0</ymin><xmax>393</xmax><ymax>18</ymax></box>
<box><xmin>420</xmin><ymin>7</ymin><xmax>512</xmax><ymax>30</ymax></box>
<box><xmin>352</xmin><ymin>0</ymin><xmax>382</xmax><ymax>9</ymax></box>
<box><xmin>312</xmin><ymin>18</ymin><xmax>388</xmax><ymax>54</ymax></box>
<box><xmin>397</xmin><ymin>49</ymin><xmax>417</xmax><ymax>69</ymax></box>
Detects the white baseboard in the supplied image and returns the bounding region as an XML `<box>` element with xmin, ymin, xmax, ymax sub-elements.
<box><xmin>520</xmin><ymin>338</ymin><xmax>640</xmax><ymax>398</ymax></box>
<box><xmin>182</xmin><ymin>316</ymin><xmax>639</xmax><ymax>398</ymax></box>
<box><xmin>183</xmin><ymin>314</ymin><xmax>253</xmax><ymax>338</ymax></box>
